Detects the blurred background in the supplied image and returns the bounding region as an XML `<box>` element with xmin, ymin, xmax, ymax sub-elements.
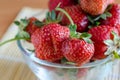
<box><xmin>0</xmin><ymin>0</ymin><xmax>120</xmax><ymax>39</ymax></box>
<box><xmin>0</xmin><ymin>0</ymin><xmax>48</xmax><ymax>39</ymax></box>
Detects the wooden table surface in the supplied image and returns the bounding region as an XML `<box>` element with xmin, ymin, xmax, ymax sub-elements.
<box><xmin>0</xmin><ymin>0</ymin><xmax>120</xmax><ymax>39</ymax></box>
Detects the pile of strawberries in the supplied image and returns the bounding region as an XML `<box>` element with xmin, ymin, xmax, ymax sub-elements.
<box><xmin>15</xmin><ymin>0</ymin><xmax>120</xmax><ymax>66</ymax></box>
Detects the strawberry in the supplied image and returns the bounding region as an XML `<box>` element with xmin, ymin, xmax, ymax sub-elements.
<box><xmin>100</xmin><ymin>4</ymin><xmax>120</xmax><ymax>26</ymax></box>
<box><xmin>115</xmin><ymin>24</ymin><xmax>120</xmax><ymax>35</ymax></box>
<box><xmin>31</xmin><ymin>28</ymin><xmax>41</xmax><ymax>48</ymax></box>
<box><xmin>92</xmin><ymin>43</ymin><xmax>107</xmax><ymax>59</ymax></box>
<box><xmin>88</xmin><ymin>25</ymin><xmax>118</xmax><ymax>60</ymax></box>
<box><xmin>61</xmin><ymin>5</ymin><xmax>89</xmax><ymax>32</ymax></box>
<box><xmin>48</xmin><ymin>0</ymin><xmax>78</xmax><ymax>11</ymax></box>
<box><xmin>80</xmin><ymin>0</ymin><xmax>115</xmax><ymax>15</ymax></box>
<box><xmin>56</xmin><ymin>7</ymin><xmax>94</xmax><ymax>65</ymax></box>
<box><xmin>62</xmin><ymin>38</ymin><xmax>94</xmax><ymax>66</ymax></box>
<box><xmin>31</xmin><ymin>23</ymin><xmax>70</xmax><ymax>62</ymax></box>
<box><xmin>25</xmin><ymin>17</ymin><xmax>40</xmax><ymax>36</ymax></box>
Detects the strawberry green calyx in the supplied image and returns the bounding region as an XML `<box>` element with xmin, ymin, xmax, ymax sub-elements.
<box><xmin>104</xmin><ymin>31</ymin><xmax>120</xmax><ymax>59</ymax></box>
<box><xmin>14</xmin><ymin>18</ymin><xmax>30</xmax><ymax>31</ymax></box>
<box><xmin>0</xmin><ymin>18</ymin><xmax>30</xmax><ymax>46</ymax></box>
<box><xmin>87</xmin><ymin>5</ymin><xmax>112</xmax><ymax>28</ymax></box>
<box><xmin>61</xmin><ymin>57</ymin><xmax>75</xmax><ymax>65</ymax></box>
<box><xmin>45</xmin><ymin>10</ymin><xmax>62</xmax><ymax>24</ymax></box>
<box><xmin>33</xmin><ymin>20</ymin><xmax>45</xmax><ymax>27</ymax></box>
<box><xmin>34</xmin><ymin>10</ymin><xmax>62</xmax><ymax>26</ymax></box>
<box><xmin>88</xmin><ymin>12</ymin><xmax>112</xmax><ymax>28</ymax></box>
<box><xmin>56</xmin><ymin>7</ymin><xmax>92</xmax><ymax>43</ymax></box>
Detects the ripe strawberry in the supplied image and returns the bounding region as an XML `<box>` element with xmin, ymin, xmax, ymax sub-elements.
<box><xmin>31</xmin><ymin>28</ymin><xmax>41</xmax><ymax>48</ymax></box>
<box><xmin>92</xmin><ymin>43</ymin><xmax>107</xmax><ymax>59</ymax></box>
<box><xmin>62</xmin><ymin>39</ymin><xmax>94</xmax><ymax>66</ymax></box>
<box><xmin>88</xmin><ymin>25</ymin><xmax>118</xmax><ymax>60</ymax></box>
<box><xmin>115</xmin><ymin>24</ymin><xmax>120</xmax><ymax>35</ymax></box>
<box><xmin>25</xmin><ymin>17</ymin><xmax>39</xmax><ymax>36</ymax></box>
<box><xmin>48</xmin><ymin>0</ymin><xmax>78</xmax><ymax>11</ymax></box>
<box><xmin>31</xmin><ymin>23</ymin><xmax>70</xmax><ymax>62</ymax></box>
<box><xmin>100</xmin><ymin>4</ymin><xmax>120</xmax><ymax>26</ymax></box>
<box><xmin>61</xmin><ymin>5</ymin><xmax>89</xmax><ymax>32</ymax></box>
<box><xmin>80</xmin><ymin>0</ymin><xmax>115</xmax><ymax>15</ymax></box>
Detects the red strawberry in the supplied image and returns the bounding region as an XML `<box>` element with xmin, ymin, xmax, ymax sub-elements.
<box><xmin>101</xmin><ymin>4</ymin><xmax>120</xmax><ymax>26</ymax></box>
<box><xmin>48</xmin><ymin>0</ymin><xmax>78</xmax><ymax>11</ymax></box>
<box><xmin>25</xmin><ymin>17</ymin><xmax>39</xmax><ymax>36</ymax></box>
<box><xmin>92</xmin><ymin>43</ymin><xmax>107</xmax><ymax>59</ymax></box>
<box><xmin>31</xmin><ymin>28</ymin><xmax>41</xmax><ymax>48</ymax></box>
<box><xmin>31</xmin><ymin>23</ymin><xmax>70</xmax><ymax>62</ymax></box>
<box><xmin>61</xmin><ymin>5</ymin><xmax>89</xmax><ymax>32</ymax></box>
<box><xmin>80</xmin><ymin>0</ymin><xmax>115</xmax><ymax>15</ymax></box>
<box><xmin>115</xmin><ymin>24</ymin><xmax>120</xmax><ymax>35</ymax></box>
<box><xmin>88</xmin><ymin>25</ymin><xmax>118</xmax><ymax>60</ymax></box>
<box><xmin>62</xmin><ymin>39</ymin><xmax>94</xmax><ymax>66</ymax></box>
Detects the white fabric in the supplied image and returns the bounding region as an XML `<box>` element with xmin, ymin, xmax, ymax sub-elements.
<box><xmin>0</xmin><ymin>7</ymin><xmax>47</xmax><ymax>80</ymax></box>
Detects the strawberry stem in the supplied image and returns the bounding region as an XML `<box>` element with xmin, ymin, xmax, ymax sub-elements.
<box><xmin>0</xmin><ymin>37</ymin><xmax>29</xmax><ymax>46</ymax></box>
<box><xmin>55</xmin><ymin>7</ymin><xmax>74</xmax><ymax>25</ymax></box>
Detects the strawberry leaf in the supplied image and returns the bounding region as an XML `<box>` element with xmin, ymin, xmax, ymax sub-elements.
<box><xmin>21</xmin><ymin>18</ymin><xmax>29</xmax><ymax>27</ymax></box>
<box><xmin>15</xmin><ymin>31</ymin><xmax>30</xmax><ymax>39</ymax></box>
<box><xmin>87</xmin><ymin>16</ymin><xmax>94</xmax><ymax>24</ymax></box>
<box><xmin>100</xmin><ymin>12</ymin><xmax>112</xmax><ymax>20</ymax></box>
<box><xmin>104</xmin><ymin>40</ymin><xmax>114</xmax><ymax>46</ymax></box>
<box><xmin>100</xmin><ymin>14</ymin><xmax>107</xmax><ymax>20</ymax></box>
<box><xmin>87</xmin><ymin>8</ymin><xmax>112</xmax><ymax>28</ymax></box>
<box><xmin>79</xmin><ymin>32</ymin><xmax>92</xmax><ymax>43</ymax></box>
<box><xmin>69</xmin><ymin>24</ymin><xmax>78</xmax><ymax>38</ymax></box>
<box><xmin>105</xmin><ymin>12</ymin><xmax>112</xmax><ymax>17</ymax></box>
<box><xmin>80</xmin><ymin>32</ymin><xmax>92</xmax><ymax>39</ymax></box>
<box><xmin>113</xmin><ymin>51</ymin><xmax>120</xmax><ymax>59</ymax></box>
<box><xmin>104</xmin><ymin>31</ymin><xmax>120</xmax><ymax>59</ymax></box>
<box><xmin>83</xmin><ymin>38</ymin><xmax>92</xmax><ymax>44</ymax></box>
<box><xmin>57</xmin><ymin>13</ymin><xmax>63</xmax><ymax>22</ymax></box>
<box><xmin>14</xmin><ymin>18</ymin><xmax>29</xmax><ymax>31</ymax></box>
<box><xmin>61</xmin><ymin>57</ymin><xmax>75</xmax><ymax>65</ymax></box>
<box><xmin>46</xmin><ymin>10</ymin><xmax>62</xmax><ymax>24</ymax></box>
<box><xmin>104</xmin><ymin>47</ymin><xmax>115</xmax><ymax>55</ymax></box>
<box><xmin>0</xmin><ymin>18</ymin><xmax>30</xmax><ymax>46</ymax></box>
<box><xmin>111</xmin><ymin>31</ymin><xmax>119</xmax><ymax>45</ymax></box>
<box><xmin>14</xmin><ymin>21</ymin><xmax>20</xmax><ymax>26</ymax></box>
<box><xmin>33</xmin><ymin>20</ymin><xmax>45</xmax><ymax>27</ymax></box>
<box><xmin>51</xmin><ymin>10</ymin><xmax>56</xmax><ymax>20</ymax></box>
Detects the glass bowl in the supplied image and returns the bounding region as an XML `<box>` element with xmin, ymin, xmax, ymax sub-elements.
<box><xmin>17</xmin><ymin>40</ymin><xmax>112</xmax><ymax>80</ymax></box>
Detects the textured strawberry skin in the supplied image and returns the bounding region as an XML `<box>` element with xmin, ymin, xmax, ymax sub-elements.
<box><xmin>80</xmin><ymin>0</ymin><xmax>115</xmax><ymax>15</ymax></box>
<box><xmin>25</xmin><ymin>17</ymin><xmax>39</xmax><ymax>36</ymax></box>
<box><xmin>92</xmin><ymin>43</ymin><xmax>107</xmax><ymax>60</ymax></box>
<box><xmin>101</xmin><ymin>4</ymin><xmax>120</xmax><ymax>26</ymax></box>
<box><xmin>31</xmin><ymin>28</ymin><xmax>41</xmax><ymax>48</ymax></box>
<box><xmin>62</xmin><ymin>39</ymin><xmax>94</xmax><ymax>65</ymax></box>
<box><xmin>88</xmin><ymin>25</ymin><xmax>118</xmax><ymax>60</ymax></box>
<box><xmin>61</xmin><ymin>5</ymin><xmax>89</xmax><ymax>32</ymax></box>
<box><xmin>48</xmin><ymin>0</ymin><xmax>77</xmax><ymax>11</ymax></box>
<box><xmin>115</xmin><ymin>24</ymin><xmax>120</xmax><ymax>35</ymax></box>
<box><xmin>31</xmin><ymin>23</ymin><xmax>70</xmax><ymax>62</ymax></box>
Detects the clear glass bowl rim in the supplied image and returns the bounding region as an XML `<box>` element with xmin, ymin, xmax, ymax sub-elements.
<box><xmin>17</xmin><ymin>40</ymin><xmax>111</xmax><ymax>68</ymax></box>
